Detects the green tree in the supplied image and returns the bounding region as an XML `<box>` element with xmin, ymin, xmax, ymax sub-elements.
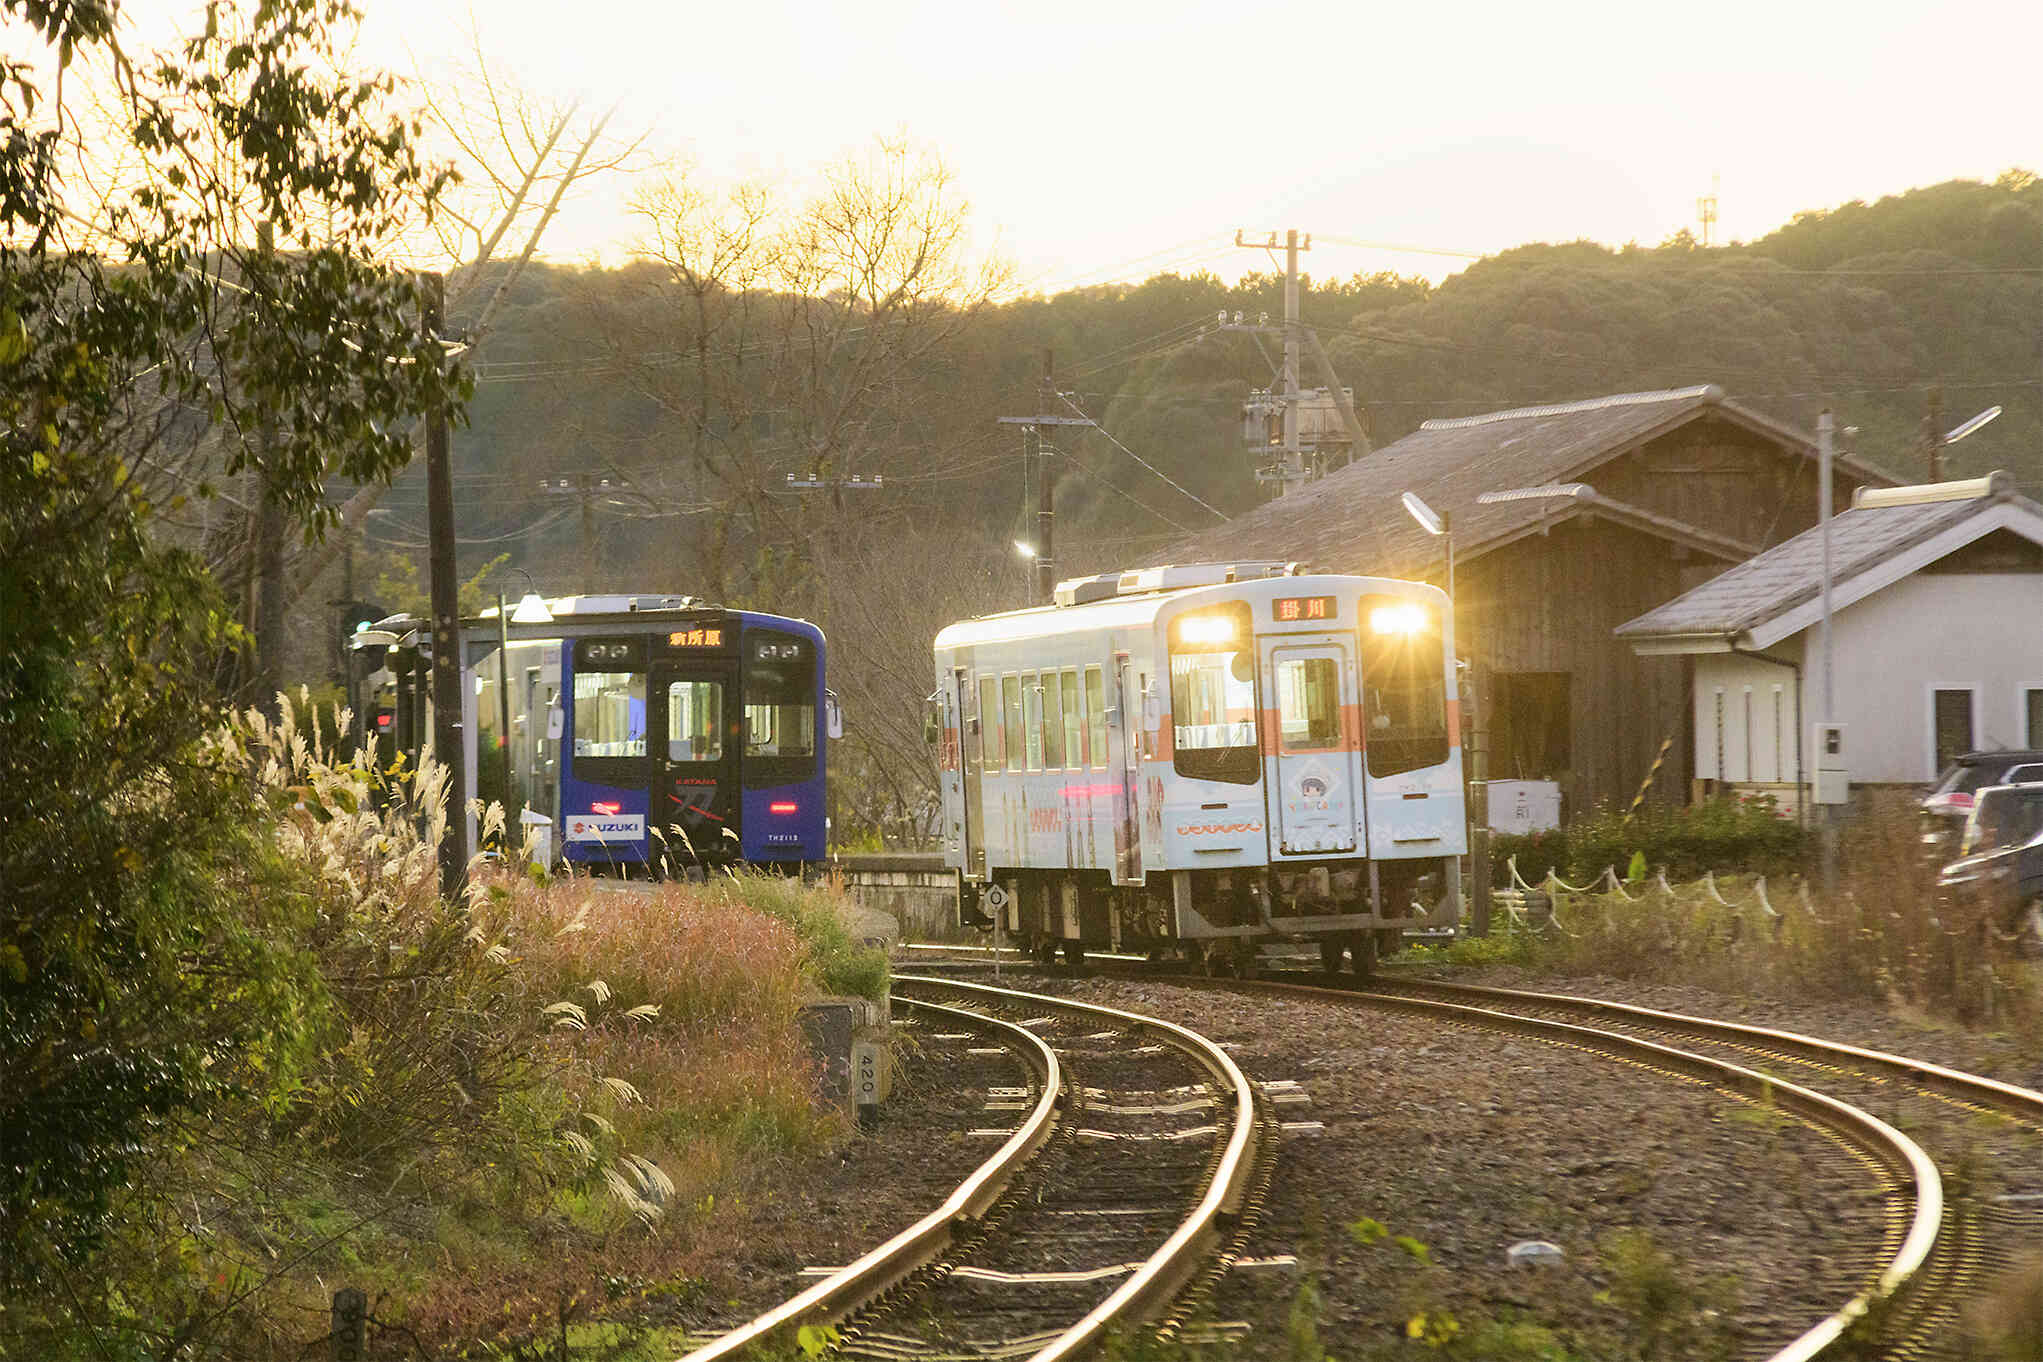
<box><xmin>0</xmin><ymin>0</ymin><xmax>464</xmax><ymax>1308</ymax></box>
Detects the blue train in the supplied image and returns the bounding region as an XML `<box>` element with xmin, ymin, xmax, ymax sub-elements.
<box><xmin>346</xmin><ymin>594</ymin><xmax>836</xmax><ymax>874</ymax></box>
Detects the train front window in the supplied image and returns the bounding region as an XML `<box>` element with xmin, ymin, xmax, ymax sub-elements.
<box><xmin>1168</xmin><ymin>603</ymin><xmax>1260</xmax><ymax>784</ymax></box>
<box><xmin>667</xmin><ymin>681</ymin><xmax>724</xmax><ymax>761</ymax></box>
<box><xmin>1360</xmin><ymin>594</ymin><xmax>1449</xmax><ymax>777</ymax></box>
<box><xmin>1276</xmin><ymin>657</ymin><xmax>1341</xmax><ymax>752</ymax></box>
<box><xmin>743</xmin><ymin>631</ymin><xmax>817</xmax><ymax>783</ymax></box>
<box><xmin>574</xmin><ymin>671</ymin><xmax>647</xmax><ymax>757</ymax></box>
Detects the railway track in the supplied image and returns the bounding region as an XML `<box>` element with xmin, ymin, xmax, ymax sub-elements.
<box><xmin>1099</xmin><ymin>960</ymin><xmax>2043</xmax><ymax>1360</ymax></box>
<box><xmin>1336</xmin><ymin>974</ymin><xmax>2043</xmax><ymax>1359</ymax></box>
<box><xmin>916</xmin><ymin>952</ymin><xmax>1981</xmax><ymax>1359</ymax></box>
<box><xmin>679</xmin><ymin>975</ymin><xmax>1267</xmax><ymax>1362</ymax></box>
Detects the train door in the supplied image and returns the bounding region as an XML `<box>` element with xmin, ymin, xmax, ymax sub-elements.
<box><xmin>651</xmin><ymin>657</ymin><xmax>741</xmax><ymax>868</ymax></box>
<box><xmin>1111</xmin><ymin>651</ymin><xmax>1143</xmax><ymax>884</ymax></box>
<box><xmin>950</xmin><ymin>665</ymin><xmax>984</xmax><ymax>877</ymax></box>
<box><xmin>562</xmin><ymin>637</ymin><xmax>654</xmax><ymax>865</ymax></box>
<box><xmin>1262</xmin><ymin>635</ymin><xmax>1366</xmax><ymax>857</ymax></box>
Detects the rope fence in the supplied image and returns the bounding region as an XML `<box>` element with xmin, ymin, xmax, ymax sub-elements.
<box><xmin>1480</xmin><ymin>854</ymin><xmax>2039</xmax><ymax>1023</ymax></box>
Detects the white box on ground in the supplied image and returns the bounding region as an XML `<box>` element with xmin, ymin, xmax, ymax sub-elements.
<box><xmin>1488</xmin><ymin>780</ymin><xmax>1561</xmax><ymax>834</ymax></box>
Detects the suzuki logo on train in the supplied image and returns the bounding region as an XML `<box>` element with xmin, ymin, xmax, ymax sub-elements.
<box><xmin>565</xmin><ymin>814</ymin><xmax>646</xmax><ymax>843</ymax></box>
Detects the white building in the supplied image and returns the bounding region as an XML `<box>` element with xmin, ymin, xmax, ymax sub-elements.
<box><xmin>1616</xmin><ymin>476</ymin><xmax>2043</xmax><ymax>806</ymax></box>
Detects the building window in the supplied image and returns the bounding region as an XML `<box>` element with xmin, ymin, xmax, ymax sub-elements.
<box><xmin>1933</xmin><ymin>688</ymin><xmax>1976</xmax><ymax>774</ymax></box>
<box><xmin>2028</xmin><ymin>689</ymin><xmax>2043</xmax><ymax>748</ymax></box>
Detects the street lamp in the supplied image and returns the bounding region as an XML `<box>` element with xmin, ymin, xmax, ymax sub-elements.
<box><xmin>1400</xmin><ymin>491</ymin><xmax>1449</xmax><ymax>600</ymax></box>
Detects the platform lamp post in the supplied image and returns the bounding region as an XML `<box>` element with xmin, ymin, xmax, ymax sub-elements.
<box><xmin>1014</xmin><ymin>540</ymin><xmax>1041</xmax><ymax>604</ymax></box>
<box><xmin>494</xmin><ymin>569</ymin><xmax>553</xmax><ymax>827</ymax></box>
<box><xmin>1398</xmin><ymin>492</ymin><xmax>1477</xmax><ymax>932</ymax></box>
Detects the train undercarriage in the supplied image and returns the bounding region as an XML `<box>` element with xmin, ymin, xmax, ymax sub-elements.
<box><xmin>961</xmin><ymin>858</ymin><xmax>1455</xmax><ymax>977</ymax></box>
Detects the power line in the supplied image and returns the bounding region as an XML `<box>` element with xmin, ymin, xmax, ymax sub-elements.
<box><xmin>1058</xmin><ymin>391</ymin><xmax>1226</xmax><ymax>519</ymax></box>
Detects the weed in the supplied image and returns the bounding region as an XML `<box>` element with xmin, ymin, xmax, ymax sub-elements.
<box><xmin>1597</xmin><ymin>1229</ymin><xmax>1738</xmax><ymax>1360</ymax></box>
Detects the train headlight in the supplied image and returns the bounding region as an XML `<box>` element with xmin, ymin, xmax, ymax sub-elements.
<box><xmin>1368</xmin><ymin>603</ymin><xmax>1430</xmax><ymax>635</ymax></box>
<box><xmin>1178</xmin><ymin>614</ymin><xmax>1237</xmax><ymax>645</ymax></box>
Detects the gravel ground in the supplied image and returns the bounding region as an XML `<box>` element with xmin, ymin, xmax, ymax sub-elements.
<box><xmin>662</xmin><ymin>964</ymin><xmax>1940</xmax><ymax>1359</ymax></box>
<box><xmin>664</xmin><ymin>1003</ymin><xmax>1031</xmax><ymax>1339</ymax></box>
<box><xmin>1042</xmin><ymin>973</ymin><xmax>1886</xmax><ymax>1360</ymax></box>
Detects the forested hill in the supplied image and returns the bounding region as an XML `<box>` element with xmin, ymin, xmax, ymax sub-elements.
<box><xmin>447</xmin><ymin>172</ymin><xmax>2042</xmax><ymax>582</ymax></box>
<box><xmin>396</xmin><ymin>173</ymin><xmax>2043</xmax><ymax>840</ymax></box>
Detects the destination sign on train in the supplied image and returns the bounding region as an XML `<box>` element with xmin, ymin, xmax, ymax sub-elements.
<box><xmin>667</xmin><ymin>627</ymin><xmax>726</xmax><ymax>649</ymax></box>
<box><xmin>1272</xmin><ymin>595</ymin><xmax>1336</xmax><ymax>622</ymax></box>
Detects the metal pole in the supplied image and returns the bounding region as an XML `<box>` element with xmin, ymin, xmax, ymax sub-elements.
<box><xmin>1281</xmin><ymin>229</ymin><xmax>1301</xmax><ymax>496</ymax></box>
<box><xmin>1818</xmin><ymin>411</ymin><xmax>1834</xmax><ymax>723</ymax></box>
<box><xmin>1036</xmin><ymin>349</ymin><xmax>1055</xmax><ymax>603</ymax></box>
<box><xmin>1817</xmin><ymin>409</ymin><xmax>1836</xmax><ymax>894</ymax></box>
<box><xmin>424</xmin><ymin>271</ymin><xmax>468</xmax><ymax>898</ymax></box>
<box><xmin>496</xmin><ymin>588</ymin><xmax>514</xmax><ymax>825</ymax></box>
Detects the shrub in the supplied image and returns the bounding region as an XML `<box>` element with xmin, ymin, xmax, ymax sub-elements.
<box><xmin>1495</xmin><ymin>795</ymin><xmax>1807</xmax><ymax>886</ymax></box>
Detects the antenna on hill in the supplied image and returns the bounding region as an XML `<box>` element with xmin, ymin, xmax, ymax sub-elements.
<box><xmin>1696</xmin><ymin>173</ymin><xmax>1720</xmax><ymax>248</ymax></box>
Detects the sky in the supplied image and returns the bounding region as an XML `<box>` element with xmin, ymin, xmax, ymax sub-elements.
<box><xmin>199</xmin><ymin>0</ymin><xmax>2043</xmax><ymax>288</ymax></box>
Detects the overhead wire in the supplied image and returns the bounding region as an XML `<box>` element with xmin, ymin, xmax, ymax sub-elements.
<box><xmin>1056</xmin><ymin>390</ymin><xmax>1226</xmax><ymax>520</ymax></box>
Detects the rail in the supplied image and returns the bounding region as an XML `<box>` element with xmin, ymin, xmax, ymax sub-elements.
<box><xmin>676</xmin><ymin>995</ymin><xmax>1060</xmax><ymax>1362</ymax></box>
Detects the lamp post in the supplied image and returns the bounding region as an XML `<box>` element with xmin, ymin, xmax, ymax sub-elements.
<box><xmin>1014</xmin><ymin>540</ymin><xmax>1041</xmax><ymax>603</ymax></box>
<box><xmin>1400</xmin><ymin>491</ymin><xmax>1478</xmax><ymax>932</ymax></box>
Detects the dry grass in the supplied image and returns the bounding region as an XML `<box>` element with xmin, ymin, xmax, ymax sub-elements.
<box><xmin>1481</xmin><ymin>802</ymin><xmax>2043</xmax><ymax>1041</ymax></box>
<box><xmin>37</xmin><ymin>697</ymin><xmax>882</xmax><ymax>1362</ymax></box>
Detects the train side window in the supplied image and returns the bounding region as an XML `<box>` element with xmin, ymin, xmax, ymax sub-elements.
<box><xmin>1060</xmin><ymin>670</ymin><xmax>1083</xmax><ymax>769</ymax></box>
<box><xmin>1042</xmin><ymin>671</ymin><xmax>1065</xmax><ymax>769</ymax></box>
<box><xmin>978</xmin><ymin>675</ymin><xmax>1001</xmax><ymax>770</ymax></box>
<box><xmin>1023</xmin><ymin>671</ymin><xmax>1044</xmax><ymax>771</ymax></box>
<box><xmin>573</xmin><ymin>670</ymin><xmax>647</xmax><ymax>758</ymax></box>
<box><xmin>1003</xmin><ymin>674</ymin><xmax>1025</xmax><ymax>773</ymax></box>
<box><xmin>1085</xmin><ymin>665</ymin><xmax>1108</xmax><ymax>770</ymax></box>
<box><xmin>1360</xmin><ymin>594</ymin><xmax>1450</xmax><ymax>776</ymax></box>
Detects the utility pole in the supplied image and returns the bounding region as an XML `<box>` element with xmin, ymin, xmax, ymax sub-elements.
<box><xmin>1924</xmin><ymin>384</ymin><xmax>1946</xmax><ymax>482</ymax></box>
<box><xmin>1233</xmin><ymin>229</ymin><xmax>1311</xmax><ymax>496</ymax></box>
<box><xmin>1223</xmin><ymin>229</ymin><xmax>1372</xmax><ymax>485</ymax></box>
<box><xmin>1034</xmin><ymin>350</ymin><xmax>1056</xmax><ymax>601</ymax></box>
<box><xmin>539</xmin><ymin>474</ymin><xmax>616</xmax><ymax>593</ymax></box>
<box><xmin>423</xmin><ymin>271</ymin><xmax>467</xmax><ymax>898</ymax></box>
<box><xmin>998</xmin><ymin>354</ymin><xmax>1093</xmax><ymax>604</ymax></box>
<box><xmin>1816</xmin><ymin>409</ymin><xmax>1837</xmax><ymax>896</ymax></box>
<box><xmin>252</xmin><ymin>218</ymin><xmax>287</xmax><ymax>715</ymax></box>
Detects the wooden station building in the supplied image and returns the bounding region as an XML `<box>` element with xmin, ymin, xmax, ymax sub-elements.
<box><xmin>1167</xmin><ymin>385</ymin><xmax>1895</xmax><ymax>816</ymax></box>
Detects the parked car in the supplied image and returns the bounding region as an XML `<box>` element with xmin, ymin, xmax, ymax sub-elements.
<box><xmin>1920</xmin><ymin>750</ymin><xmax>2043</xmax><ymax>861</ymax></box>
<box><xmin>1935</xmin><ymin>783</ymin><xmax>2043</xmax><ymax>956</ymax></box>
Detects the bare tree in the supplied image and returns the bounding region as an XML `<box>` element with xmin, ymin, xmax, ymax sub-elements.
<box><xmin>287</xmin><ymin>29</ymin><xmax>647</xmax><ymax>607</ymax></box>
<box><xmin>591</xmin><ymin>138</ymin><xmax>1010</xmax><ymax>601</ymax></box>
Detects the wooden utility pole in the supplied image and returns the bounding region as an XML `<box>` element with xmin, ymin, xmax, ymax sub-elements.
<box><xmin>998</xmin><ymin>358</ymin><xmax>1092</xmax><ymax>605</ymax></box>
<box><xmin>1924</xmin><ymin>384</ymin><xmax>1946</xmax><ymax>482</ymax></box>
<box><xmin>423</xmin><ymin>271</ymin><xmax>468</xmax><ymax>897</ymax></box>
<box><xmin>1233</xmin><ymin>229</ymin><xmax>1312</xmax><ymax>496</ymax></box>
<box><xmin>1034</xmin><ymin>350</ymin><xmax>1056</xmax><ymax>602</ymax></box>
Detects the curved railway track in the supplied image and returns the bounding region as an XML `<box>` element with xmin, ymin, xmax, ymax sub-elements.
<box><xmin>679</xmin><ymin>975</ymin><xmax>1267</xmax><ymax>1362</ymax></box>
<box><xmin>1336</xmin><ymin>973</ymin><xmax>2043</xmax><ymax>1359</ymax></box>
<box><xmin>922</xmin><ymin>952</ymin><xmax>1986</xmax><ymax>1360</ymax></box>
